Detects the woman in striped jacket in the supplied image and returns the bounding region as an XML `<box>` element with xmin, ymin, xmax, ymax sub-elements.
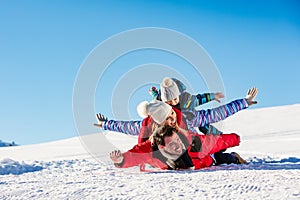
<box><xmin>94</xmin><ymin>87</ymin><xmax>258</xmax><ymax>144</ymax></box>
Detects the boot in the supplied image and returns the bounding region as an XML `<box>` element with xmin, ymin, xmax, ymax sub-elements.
<box><xmin>231</xmin><ymin>152</ymin><xmax>247</xmax><ymax>164</ymax></box>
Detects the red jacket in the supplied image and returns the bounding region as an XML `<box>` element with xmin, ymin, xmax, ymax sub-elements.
<box><xmin>117</xmin><ymin>131</ymin><xmax>240</xmax><ymax>170</ymax></box>
<box><xmin>138</xmin><ymin>107</ymin><xmax>187</xmax><ymax>144</ymax></box>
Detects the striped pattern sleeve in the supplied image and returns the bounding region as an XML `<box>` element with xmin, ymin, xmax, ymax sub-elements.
<box><xmin>197</xmin><ymin>93</ymin><xmax>215</xmax><ymax>105</ymax></box>
<box><xmin>186</xmin><ymin>98</ymin><xmax>249</xmax><ymax>128</ymax></box>
<box><xmin>103</xmin><ymin>120</ymin><xmax>142</xmax><ymax>136</ymax></box>
<box><xmin>180</xmin><ymin>92</ymin><xmax>215</xmax><ymax>110</ymax></box>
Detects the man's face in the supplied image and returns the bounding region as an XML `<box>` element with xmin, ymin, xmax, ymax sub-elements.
<box><xmin>166</xmin><ymin>97</ymin><xmax>180</xmax><ymax>106</ymax></box>
<box><xmin>163</xmin><ymin>131</ymin><xmax>183</xmax><ymax>156</ymax></box>
<box><xmin>164</xmin><ymin>109</ymin><xmax>177</xmax><ymax>127</ymax></box>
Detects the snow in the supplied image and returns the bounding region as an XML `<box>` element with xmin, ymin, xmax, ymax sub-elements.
<box><xmin>0</xmin><ymin>104</ymin><xmax>300</xmax><ymax>199</ymax></box>
<box><xmin>0</xmin><ymin>159</ymin><xmax>43</xmax><ymax>175</ymax></box>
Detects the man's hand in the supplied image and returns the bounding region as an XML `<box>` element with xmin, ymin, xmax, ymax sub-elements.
<box><xmin>110</xmin><ymin>150</ymin><xmax>124</xmax><ymax>164</ymax></box>
<box><xmin>214</xmin><ymin>92</ymin><xmax>225</xmax><ymax>103</ymax></box>
<box><xmin>245</xmin><ymin>87</ymin><xmax>258</xmax><ymax>106</ymax></box>
<box><xmin>93</xmin><ymin>113</ymin><xmax>108</xmax><ymax>128</ymax></box>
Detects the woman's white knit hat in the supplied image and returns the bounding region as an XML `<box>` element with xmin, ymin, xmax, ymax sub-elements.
<box><xmin>137</xmin><ymin>100</ymin><xmax>172</xmax><ymax>124</ymax></box>
<box><xmin>160</xmin><ymin>77</ymin><xmax>180</xmax><ymax>102</ymax></box>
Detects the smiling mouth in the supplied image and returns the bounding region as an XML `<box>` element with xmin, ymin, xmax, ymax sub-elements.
<box><xmin>175</xmin><ymin>148</ymin><xmax>182</xmax><ymax>154</ymax></box>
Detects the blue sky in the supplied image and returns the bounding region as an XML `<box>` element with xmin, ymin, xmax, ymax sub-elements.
<box><xmin>0</xmin><ymin>0</ymin><xmax>299</xmax><ymax>145</ymax></box>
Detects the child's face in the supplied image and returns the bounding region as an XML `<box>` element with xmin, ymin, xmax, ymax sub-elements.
<box><xmin>166</xmin><ymin>97</ymin><xmax>179</xmax><ymax>106</ymax></box>
<box><xmin>164</xmin><ymin>109</ymin><xmax>177</xmax><ymax>127</ymax></box>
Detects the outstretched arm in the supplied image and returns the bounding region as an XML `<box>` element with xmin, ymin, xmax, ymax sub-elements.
<box><xmin>94</xmin><ymin>113</ymin><xmax>142</xmax><ymax>136</ymax></box>
<box><xmin>110</xmin><ymin>140</ymin><xmax>154</xmax><ymax>168</ymax></box>
<box><xmin>187</xmin><ymin>87</ymin><xmax>258</xmax><ymax>128</ymax></box>
<box><xmin>180</xmin><ymin>92</ymin><xmax>224</xmax><ymax>110</ymax></box>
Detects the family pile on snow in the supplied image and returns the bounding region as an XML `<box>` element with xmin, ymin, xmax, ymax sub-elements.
<box><xmin>94</xmin><ymin>77</ymin><xmax>258</xmax><ymax>171</ymax></box>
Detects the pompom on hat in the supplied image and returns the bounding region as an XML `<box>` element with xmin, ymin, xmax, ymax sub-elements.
<box><xmin>160</xmin><ymin>77</ymin><xmax>180</xmax><ymax>102</ymax></box>
<box><xmin>137</xmin><ymin>100</ymin><xmax>172</xmax><ymax>124</ymax></box>
<box><xmin>136</xmin><ymin>101</ymin><xmax>149</xmax><ymax>118</ymax></box>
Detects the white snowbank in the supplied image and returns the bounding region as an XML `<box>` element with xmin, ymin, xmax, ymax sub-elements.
<box><xmin>0</xmin><ymin>158</ymin><xmax>43</xmax><ymax>175</ymax></box>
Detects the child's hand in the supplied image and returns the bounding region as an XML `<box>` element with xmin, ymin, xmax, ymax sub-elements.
<box><xmin>245</xmin><ymin>87</ymin><xmax>258</xmax><ymax>106</ymax></box>
<box><xmin>214</xmin><ymin>92</ymin><xmax>225</xmax><ymax>103</ymax></box>
<box><xmin>148</xmin><ymin>86</ymin><xmax>159</xmax><ymax>99</ymax></box>
<box><xmin>110</xmin><ymin>150</ymin><xmax>124</xmax><ymax>164</ymax></box>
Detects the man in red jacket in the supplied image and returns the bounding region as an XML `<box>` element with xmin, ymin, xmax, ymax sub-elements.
<box><xmin>110</xmin><ymin>126</ymin><xmax>246</xmax><ymax>170</ymax></box>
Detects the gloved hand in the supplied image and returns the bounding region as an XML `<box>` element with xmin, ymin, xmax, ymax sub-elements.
<box><xmin>93</xmin><ymin>113</ymin><xmax>108</xmax><ymax>128</ymax></box>
<box><xmin>245</xmin><ymin>87</ymin><xmax>258</xmax><ymax>106</ymax></box>
<box><xmin>148</xmin><ymin>86</ymin><xmax>159</xmax><ymax>99</ymax></box>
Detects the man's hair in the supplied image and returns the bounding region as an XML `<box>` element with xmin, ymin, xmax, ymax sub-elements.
<box><xmin>153</xmin><ymin>126</ymin><xmax>176</xmax><ymax>146</ymax></box>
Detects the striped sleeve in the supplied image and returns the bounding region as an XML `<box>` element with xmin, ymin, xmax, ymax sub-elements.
<box><xmin>103</xmin><ymin>120</ymin><xmax>143</xmax><ymax>136</ymax></box>
<box><xmin>180</xmin><ymin>92</ymin><xmax>215</xmax><ymax>110</ymax></box>
<box><xmin>196</xmin><ymin>93</ymin><xmax>215</xmax><ymax>105</ymax></box>
<box><xmin>186</xmin><ymin>98</ymin><xmax>249</xmax><ymax>128</ymax></box>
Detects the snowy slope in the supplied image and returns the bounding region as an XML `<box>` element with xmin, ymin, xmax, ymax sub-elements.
<box><xmin>0</xmin><ymin>104</ymin><xmax>300</xmax><ymax>199</ymax></box>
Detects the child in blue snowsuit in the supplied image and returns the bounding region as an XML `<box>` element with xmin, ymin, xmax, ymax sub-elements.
<box><xmin>148</xmin><ymin>77</ymin><xmax>224</xmax><ymax>134</ymax></box>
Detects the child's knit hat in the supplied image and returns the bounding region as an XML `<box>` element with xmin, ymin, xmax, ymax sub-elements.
<box><xmin>160</xmin><ymin>77</ymin><xmax>180</xmax><ymax>102</ymax></box>
<box><xmin>137</xmin><ymin>100</ymin><xmax>172</xmax><ymax>124</ymax></box>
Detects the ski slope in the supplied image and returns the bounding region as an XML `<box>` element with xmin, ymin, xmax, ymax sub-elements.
<box><xmin>1</xmin><ymin>104</ymin><xmax>300</xmax><ymax>199</ymax></box>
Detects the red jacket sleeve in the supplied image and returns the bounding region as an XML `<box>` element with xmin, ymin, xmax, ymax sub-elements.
<box><xmin>188</xmin><ymin>133</ymin><xmax>240</xmax><ymax>161</ymax></box>
<box><xmin>116</xmin><ymin>140</ymin><xmax>168</xmax><ymax>169</ymax></box>
<box><xmin>190</xmin><ymin>155</ymin><xmax>214</xmax><ymax>170</ymax></box>
<box><xmin>204</xmin><ymin>133</ymin><xmax>240</xmax><ymax>155</ymax></box>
